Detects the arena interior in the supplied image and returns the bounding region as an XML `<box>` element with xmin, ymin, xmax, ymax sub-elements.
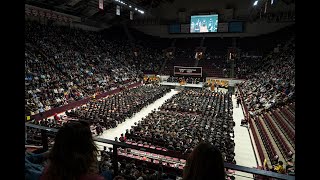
<box><xmin>25</xmin><ymin>0</ymin><xmax>295</xmax><ymax>179</ymax></box>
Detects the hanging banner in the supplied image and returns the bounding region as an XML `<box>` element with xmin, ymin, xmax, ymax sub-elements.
<box><xmin>130</xmin><ymin>11</ymin><xmax>133</xmax><ymax>20</ymax></box>
<box><xmin>99</xmin><ymin>0</ymin><xmax>103</xmax><ymax>10</ymax></box>
<box><xmin>180</xmin><ymin>24</ymin><xmax>190</xmax><ymax>33</ymax></box>
<box><xmin>264</xmin><ymin>1</ymin><xmax>268</xmax><ymax>13</ymax></box>
<box><xmin>218</xmin><ymin>23</ymin><xmax>228</xmax><ymax>32</ymax></box>
<box><xmin>116</xmin><ymin>5</ymin><xmax>120</xmax><ymax>16</ymax></box>
<box><xmin>99</xmin><ymin>0</ymin><xmax>104</xmax><ymax>10</ymax></box>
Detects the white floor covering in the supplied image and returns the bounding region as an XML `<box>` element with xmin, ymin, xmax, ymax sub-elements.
<box><xmin>232</xmin><ymin>94</ymin><xmax>257</xmax><ymax>179</ymax></box>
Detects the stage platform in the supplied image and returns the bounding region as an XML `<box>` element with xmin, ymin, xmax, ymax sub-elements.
<box><xmin>160</xmin><ymin>82</ymin><xmax>204</xmax><ymax>88</ymax></box>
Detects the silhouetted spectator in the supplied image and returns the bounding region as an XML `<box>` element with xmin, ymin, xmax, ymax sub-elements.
<box><xmin>183</xmin><ymin>142</ymin><xmax>225</xmax><ymax>180</ymax></box>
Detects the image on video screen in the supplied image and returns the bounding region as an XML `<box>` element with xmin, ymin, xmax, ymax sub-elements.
<box><xmin>190</xmin><ymin>15</ymin><xmax>218</xmax><ymax>33</ymax></box>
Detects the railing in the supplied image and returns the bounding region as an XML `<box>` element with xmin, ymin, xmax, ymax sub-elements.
<box><xmin>26</xmin><ymin>123</ymin><xmax>294</xmax><ymax>180</ymax></box>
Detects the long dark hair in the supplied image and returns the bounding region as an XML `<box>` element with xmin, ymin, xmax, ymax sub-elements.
<box><xmin>183</xmin><ymin>142</ymin><xmax>225</xmax><ymax>180</ymax></box>
<box><xmin>44</xmin><ymin>121</ymin><xmax>98</xmax><ymax>180</ymax></box>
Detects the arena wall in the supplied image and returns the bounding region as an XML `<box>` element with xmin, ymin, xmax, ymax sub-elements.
<box><xmin>131</xmin><ymin>22</ymin><xmax>294</xmax><ymax>38</ymax></box>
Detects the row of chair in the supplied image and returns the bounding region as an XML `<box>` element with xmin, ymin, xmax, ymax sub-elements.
<box><xmin>254</xmin><ymin>117</ymin><xmax>277</xmax><ymax>162</ymax></box>
<box><xmin>117</xmin><ymin>155</ymin><xmax>183</xmax><ymax>180</ymax></box>
<box><xmin>125</xmin><ymin>140</ymin><xmax>187</xmax><ymax>160</ymax></box>
<box><xmin>288</xmin><ymin>103</ymin><xmax>295</xmax><ymax>114</ymax></box>
<box><xmin>248</xmin><ymin>119</ymin><xmax>266</xmax><ymax>166</ymax></box>
<box><xmin>262</xmin><ymin>113</ymin><xmax>293</xmax><ymax>160</ymax></box>
<box><xmin>280</xmin><ymin>106</ymin><xmax>295</xmax><ymax>126</ymax></box>
<box><xmin>119</xmin><ymin>148</ymin><xmax>185</xmax><ymax>166</ymax></box>
<box><xmin>270</xmin><ymin>110</ymin><xmax>295</xmax><ymax>146</ymax></box>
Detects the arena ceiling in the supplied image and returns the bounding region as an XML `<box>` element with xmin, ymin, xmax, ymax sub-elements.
<box><xmin>25</xmin><ymin>0</ymin><xmax>171</xmax><ymax>21</ymax></box>
<box><xmin>25</xmin><ymin>0</ymin><xmax>294</xmax><ymax>26</ymax></box>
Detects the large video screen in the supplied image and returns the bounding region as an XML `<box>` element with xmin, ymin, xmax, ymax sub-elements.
<box><xmin>190</xmin><ymin>14</ymin><xmax>218</xmax><ymax>33</ymax></box>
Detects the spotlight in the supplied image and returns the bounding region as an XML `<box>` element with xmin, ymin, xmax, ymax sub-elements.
<box><xmin>253</xmin><ymin>0</ymin><xmax>258</xmax><ymax>6</ymax></box>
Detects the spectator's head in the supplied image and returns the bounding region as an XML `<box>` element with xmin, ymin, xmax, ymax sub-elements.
<box><xmin>288</xmin><ymin>151</ymin><xmax>293</xmax><ymax>158</ymax></box>
<box><xmin>183</xmin><ymin>142</ymin><xmax>225</xmax><ymax>180</ymax></box>
<box><xmin>43</xmin><ymin>121</ymin><xmax>98</xmax><ymax>180</ymax></box>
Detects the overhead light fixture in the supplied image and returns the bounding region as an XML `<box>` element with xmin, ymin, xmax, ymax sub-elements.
<box><xmin>271</xmin><ymin>0</ymin><xmax>274</xmax><ymax>4</ymax></box>
<box><xmin>135</xmin><ymin>8</ymin><xmax>137</xmax><ymax>10</ymax></box>
<box><xmin>129</xmin><ymin>5</ymin><xmax>132</xmax><ymax>8</ymax></box>
<box><xmin>141</xmin><ymin>11</ymin><xmax>144</xmax><ymax>14</ymax></box>
<box><xmin>253</xmin><ymin>0</ymin><xmax>258</xmax><ymax>6</ymax></box>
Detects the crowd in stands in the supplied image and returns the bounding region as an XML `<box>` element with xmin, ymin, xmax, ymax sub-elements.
<box><xmin>25</xmin><ymin>20</ymin><xmax>168</xmax><ymax>117</ymax></box>
<box><xmin>166</xmin><ymin>76</ymin><xmax>202</xmax><ymax>84</ymax></box>
<box><xmin>237</xmin><ymin>36</ymin><xmax>295</xmax><ymax>117</ymax></box>
<box><xmin>133</xmin><ymin>45</ymin><xmax>164</xmax><ymax>74</ymax></box>
<box><xmin>25</xmin><ymin>45</ymin><xmax>82</xmax><ymax>114</ymax></box>
<box><xmin>235</xmin><ymin>56</ymin><xmax>263</xmax><ymax>79</ymax></box>
<box><xmin>122</xmin><ymin>89</ymin><xmax>235</xmax><ymax>164</ymax></box>
<box><xmin>197</xmin><ymin>53</ymin><xmax>227</xmax><ymax>78</ymax></box>
<box><xmin>162</xmin><ymin>49</ymin><xmax>228</xmax><ymax>78</ymax></box>
<box><xmin>236</xmin><ymin>34</ymin><xmax>295</xmax><ymax>176</ymax></box>
<box><xmin>174</xmin><ymin>48</ymin><xmax>195</xmax><ymax>59</ymax></box>
<box><xmin>268</xmin><ymin>151</ymin><xmax>294</xmax><ymax>175</ymax></box>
